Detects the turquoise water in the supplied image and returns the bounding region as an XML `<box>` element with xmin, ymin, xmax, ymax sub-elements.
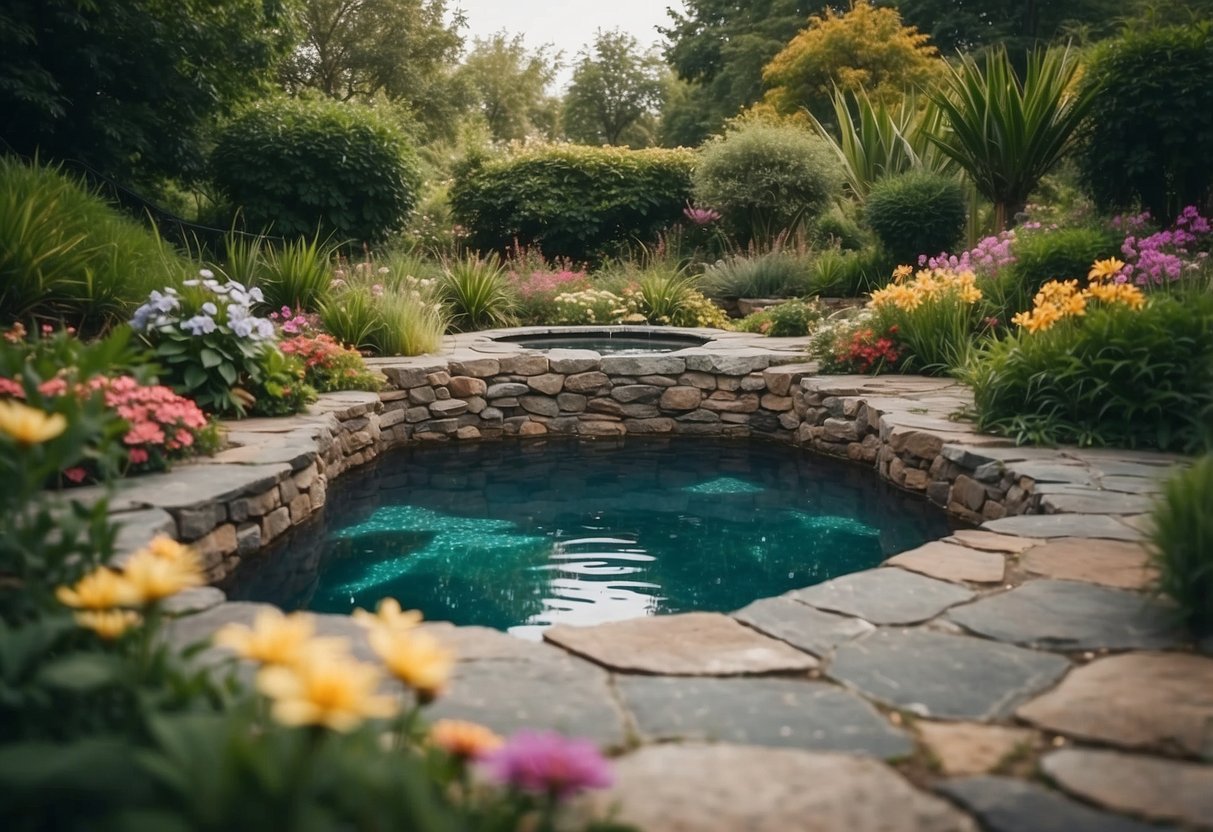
<box><xmin>228</xmin><ymin>439</ymin><xmax>953</xmax><ymax>638</ymax></box>
<box><xmin>494</xmin><ymin>333</ymin><xmax>708</xmax><ymax>354</ymax></box>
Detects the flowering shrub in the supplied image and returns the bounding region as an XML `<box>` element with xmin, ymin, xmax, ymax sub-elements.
<box><xmin>866</xmin><ymin>266</ymin><xmax>985</xmax><ymax>374</ymax></box>
<box><xmin>919</xmin><ymin>230</ymin><xmax>1017</xmax><ymax>279</ymax></box>
<box><xmin>551</xmin><ymin>288</ymin><xmax>638</xmax><ymax>325</ymax></box>
<box><xmin>132</xmin><ymin>273</ymin><xmax>315</xmax><ymax>416</ymax></box>
<box><xmin>279</xmin><ymin>333</ymin><xmax>382</xmax><ymax>393</ymax></box>
<box><xmin>809</xmin><ymin>309</ymin><xmax>903</xmax><ymax>374</ymax></box>
<box><xmin>510</xmin><ymin>267</ymin><xmax>592</xmax><ymax>325</ymax></box>
<box><xmin>1009</xmin><ymin>260</ymin><xmax>1146</xmax><ymax>333</ymax></box>
<box><xmin>738</xmin><ymin>299</ymin><xmax>825</xmax><ymax>337</ymax></box>
<box><xmin>1117</xmin><ymin>206</ymin><xmax>1211</xmax><ymax>286</ymax></box>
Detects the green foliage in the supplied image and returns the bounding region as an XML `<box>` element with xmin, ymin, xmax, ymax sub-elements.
<box><xmin>929</xmin><ymin>46</ymin><xmax>1097</xmax><ymax>230</ymax></box>
<box><xmin>322</xmin><ymin>280</ymin><xmax>448</xmax><ymax>356</ymax></box>
<box><xmin>967</xmin><ymin>294</ymin><xmax>1213</xmax><ymax>452</ymax></box>
<box><xmin>693</xmin><ymin>121</ymin><xmax>844</xmax><ymax>246</ymax></box>
<box><xmin>761</xmin><ymin>2</ymin><xmax>942</xmax><ymax>122</ymax></box>
<box><xmin>699</xmin><ymin>250</ymin><xmax>816</xmax><ymax>299</ymax></box>
<box><xmin>372</xmin><ymin>290</ymin><xmax>449</xmax><ymax>355</ymax></box>
<box><xmin>456</xmin><ymin>33</ymin><xmax>560</xmax><ymax>143</ymax></box>
<box><xmin>634</xmin><ymin>268</ymin><xmax>696</xmax><ymax>325</ymax></box>
<box><xmin>564</xmin><ymin>29</ymin><xmax>667</xmax><ymax>147</ymax></box>
<box><xmin>737</xmin><ymin>298</ymin><xmax>824</xmax><ymax>336</ymax></box>
<box><xmin>216</xmin><ymin>231</ymin><xmax>267</xmax><ymax>288</ymax></box>
<box><xmin>1001</xmin><ymin>227</ymin><xmax>1115</xmax><ymax>314</ymax></box>
<box><xmin>810</xmin><ymin>246</ymin><xmax>893</xmax><ymax>297</ymax></box>
<box><xmin>0</xmin><ymin>0</ymin><xmax>294</xmax><ymax>183</ymax></box>
<box><xmin>258</xmin><ymin>236</ymin><xmax>338</xmax><ymax>313</ymax></box>
<box><xmin>211</xmin><ymin>98</ymin><xmax>422</xmax><ymax>244</ymax></box>
<box><xmin>865</xmin><ymin>172</ymin><xmax>968</xmax><ymax>266</ymax></box>
<box><xmin>320</xmin><ymin>286</ymin><xmax>383</xmax><ymax>353</ymax></box>
<box><xmin>247</xmin><ymin>348</ymin><xmax>316</xmax><ymax>417</ymax></box>
<box><xmin>1079</xmin><ymin>25</ymin><xmax>1213</xmax><ymax>224</ymax></box>
<box><xmin>439</xmin><ymin>256</ymin><xmax>517</xmax><ymax>332</ymax></box>
<box><xmin>0</xmin><ymin>158</ymin><xmax>192</xmax><ymax>333</ymax></box>
<box><xmin>449</xmin><ymin>144</ymin><xmax>696</xmax><ymax>262</ymax></box>
<box><xmin>1151</xmin><ymin>456</ymin><xmax>1213</xmax><ymax>636</ymax></box>
<box><xmin>811</xmin><ymin>205</ymin><xmax>870</xmax><ymax>251</ymax></box>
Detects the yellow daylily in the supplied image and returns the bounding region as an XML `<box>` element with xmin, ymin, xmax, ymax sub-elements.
<box><xmin>56</xmin><ymin>566</ymin><xmax>141</xmax><ymax>610</ymax></box>
<box><xmin>214</xmin><ymin>608</ymin><xmax>335</xmax><ymax>666</ymax></box>
<box><xmin>0</xmin><ymin>400</ymin><xmax>66</xmax><ymax>445</ymax></box>
<box><xmin>1088</xmin><ymin>257</ymin><xmax>1126</xmax><ymax>282</ymax></box>
<box><xmin>369</xmin><ymin>627</ymin><xmax>454</xmax><ymax>701</ymax></box>
<box><xmin>121</xmin><ymin>543</ymin><xmax>204</xmax><ymax>603</ymax></box>
<box><xmin>352</xmin><ymin>597</ymin><xmax>423</xmax><ymax>633</ymax></box>
<box><xmin>257</xmin><ymin>645</ymin><xmax>399</xmax><ymax>732</ymax></box>
<box><xmin>75</xmin><ymin>609</ymin><xmax>142</xmax><ymax>640</ymax></box>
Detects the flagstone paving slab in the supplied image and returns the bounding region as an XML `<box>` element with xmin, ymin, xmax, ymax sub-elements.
<box><xmin>615</xmin><ymin>676</ymin><xmax>912</xmax><ymax>758</ymax></box>
<box><xmin>1020</xmin><ymin>538</ymin><xmax>1157</xmax><ymax>590</ymax></box>
<box><xmin>944</xmin><ymin>530</ymin><xmax>1039</xmax><ymax>554</ymax></box>
<box><xmin>1042</xmin><ymin>749</ymin><xmax>1213</xmax><ymax>829</ymax></box>
<box><xmin>1016</xmin><ymin>652</ymin><xmax>1213</xmax><ymax>757</ymax></box>
<box><xmin>886</xmin><ymin>541</ymin><xmax>1006</xmax><ymax>584</ymax></box>
<box><xmin>915</xmin><ymin>722</ymin><xmax>1036</xmax><ymax>776</ymax></box>
<box><xmin>936</xmin><ymin>776</ymin><xmax>1165</xmax><ymax>832</ymax></box>
<box><xmin>731</xmin><ymin>596</ymin><xmax>874</xmax><ymax>657</ymax></box>
<box><xmin>790</xmin><ymin>568</ymin><xmax>975</xmax><ymax>625</ymax></box>
<box><xmin>946</xmin><ymin>580</ymin><xmax>1184</xmax><ymax>651</ymax></box>
<box><xmin>826</xmin><ymin>629</ymin><xmax>1069</xmax><ymax>720</ymax></box>
<box><xmin>1037</xmin><ymin>490</ymin><xmax>1158</xmax><ymax>515</ymax></box>
<box><xmin>590</xmin><ymin>744</ymin><xmax>978</xmax><ymax>832</ymax></box>
<box><xmin>543</xmin><ymin>612</ymin><xmax>818</xmax><ymax>675</ymax></box>
<box><xmin>982</xmin><ymin>514</ymin><xmax>1145</xmax><ymax>540</ymax></box>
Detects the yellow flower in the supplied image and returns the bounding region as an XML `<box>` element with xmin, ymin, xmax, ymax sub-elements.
<box><xmin>257</xmin><ymin>646</ymin><xmax>399</xmax><ymax>732</ymax></box>
<box><xmin>215</xmin><ymin>608</ymin><xmax>333</xmax><ymax>666</ymax></box>
<box><xmin>75</xmin><ymin>609</ymin><xmax>142</xmax><ymax>640</ymax></box>
<box><xmin>429</xmin><ymin>719</ymin><xmax>503</xmax><ymax>760</ymax></box>
<box><xmin>352</xmin><ymin>597</ymin><xmax>422</xmax><ymax>633</ymax></box>
<box><xmin>147</xmin><ymin>535</ymin><xmax>196</xmax><ymax>567</ymax></box>
<box><xmin>0</xmin><ymin>400</ymin><xmax>66</xmax><ymax>445</ymax></box>
<box><xmin>1087</xmin><ymin>281</ymin><xmax>1146</xmax><ymax>310</ymax></box>
<box><xmin>369</xmin><ymin>627</ymin><xmax>454</xmax><ymax>700</ymax></box>
<box><xmin>1061</xmin><ymin>292</ymin><xmax>1087</xmax><ymax>317</ymax></box>
<box><xmin>56</xmin><ymin>566</ymin><xmax>141</xmax><ymax>610</ymax></box>
<box><xmin>121</xmin><ymin>543</ymin><xmax>204</xmax><ymax>603</ymax></box>
<box><xmin>892</xmin><ymin>264</ymin><xmax>913</xmax><ymax>282</ymax></box>
<box><xmin>958</xmin><ymin>284</ymin><xmax>983</xmax><ymax>304</ymax></box>
<box><xmin>1088</xmin><ymin>257</ymin><xmax>1126</xmax><ymax>282</ymax></box>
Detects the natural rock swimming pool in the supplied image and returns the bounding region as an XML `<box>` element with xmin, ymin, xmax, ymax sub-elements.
<box><xmin>226</xmin><ymin>438</ymin><xmax>955</xmax><ymax>638</ymax></box>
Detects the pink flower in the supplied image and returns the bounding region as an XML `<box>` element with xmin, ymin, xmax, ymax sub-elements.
<box><xmin>481</xmin><ymin>730</ymin><xmax>612</xmax><ymax>800</ymax></box>
<box><xmin>63</xmin><ymin>467</ymin><xmax>87</xmax><ymax>483</ymax></box>
<box><xmin>0</xmin><ymin>377</ymin><xmax>25</xmax><ymax>399</ymax></box>
<box><xmin>683</xmin><ymin>203</ymin><xmax>721</xmax><ymax>226</ymax></box>
<box><xmin>128</xmin><ymin>447</ymin><xmax>150</xmax><ymax>465</ymax></box>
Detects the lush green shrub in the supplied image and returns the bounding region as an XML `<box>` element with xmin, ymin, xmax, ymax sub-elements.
<box><xmin>737</xmin><ymin>299</ymin><xmax>824</xmax><ymax>337</ymax></box>
<box><xmin>812</xmin><ymin>205</ymin><xmax>870</xmax><ymax>251</ymax></box>
<box><xmin>1080</xmin><ymin>26</ymin><xmax>1213</xmax><ymax>223</ymax></box>
<box><xmin>1151</xmin><ymin>456</ymin><xmax>1213</xmax><ymax>637</ymax></box>
<box><xmin>449</xmin><ymin>144</ymin><xmax>695</xmax><ymax>262</ymax></box>
<box><xmin>808</xmin><ymin>308</ymin><xmax>903</xmax><ymax>373</ymax></box>
<box><xmin>693</xmin><ymin>121</ymin><xmax>843</xmax><ymax>246</ymax></box>
<box><xmin>864</xmin><ymin>172</ymin><xmax>967</xmax><ymax>266</ymax></box>
<box><xmin>810</xmin><ymin>246</ymin><xmax>893</xmax><ymax>297</ymax></box>
<box><xmin>699</xmin><ymin>251</ymin><xmax>816</xmax><ymax>299</ymax></box>
<box><xmin>0</xmin><ymin>157</ymin><xmax>192</xmax><ymax>332</ymax></box>
<box><xmin>322</xmin><ymin>279</ymin><xmax>448</xmax><ymax>357</ymax></box>
<box><xmin>211</xmin><ymin>98</ymin><xmax>422</xmax><ymax>244</ymax></box>
<box><xmin>869</xmin><ymin>266</ymin><xmax>986</xmax><ymax>375</ymax></box>
<box><xmin>968</xmin><ymin>293</ymin><xmax>1213</xmax><ymax>452</ymax></box>
<box><xmin>439</xmin><ymin>256</ymin><xmax>517</xmax><ymax>332</ymax></box>
<box><xmin>1000</xmin><ymin>227</ymin><xmax>1116</xmax><ymax>314</ymax></box>
<box><xmin>258</xmin><ymin>236</ymin><xmax>337</xmax><ymax>313</ymax></box>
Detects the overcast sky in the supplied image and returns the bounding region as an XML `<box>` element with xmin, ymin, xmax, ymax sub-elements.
<box><xmin>450</xmin><ymin>0</ymin><xmax>686</xmax><ymax>89</ymax></box>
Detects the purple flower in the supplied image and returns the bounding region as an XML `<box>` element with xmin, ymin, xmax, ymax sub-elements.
<box><xmin>182</xmin><ymin>314</ymin><xmax>217</xmax><ymax>335</ymax></box>
<box><xmin>481</xmin><ymin>730</ymin><xmax>612</xmax><ymax>800</ymax></box>
<box><xmin>683</xmin><ymin>203</ymin><xmax>721</xmax><ymax>226</ymax></box>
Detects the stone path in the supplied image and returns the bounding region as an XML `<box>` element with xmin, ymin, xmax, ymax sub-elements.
<box><xmin>120</xmin><ymin>335</ymin><xmax>1210</xmax><ymax>831</ymax></box>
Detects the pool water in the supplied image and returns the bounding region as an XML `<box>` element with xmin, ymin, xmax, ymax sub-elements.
<box><xmin>227</xmin><ymin>439</ymin><xmax>954</xmax><ymax>639</ymax></box>
<box><xmin>493</xmin><ymin>332</ymin><xmax>709</xmax><ymax>354</ymax></box>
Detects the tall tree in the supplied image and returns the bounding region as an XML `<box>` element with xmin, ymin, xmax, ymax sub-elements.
<box><xmin>659</xmin><ymin>1</ymin><xmax>832</xmax><ymax>144</ymax></box>
<box><xmin>0</xmin><ymin>0</ymin><xmax>296</xmax><ymax>184</ymax></box>
<box><xmin>762</xmin><ymin>2</ymin><xmax>942</xmax><ymax>122</ymax></box>
<box><xmin>456</xmin><ymin>32</ymin><xmax>561</xmax><ymax>143</ymax></box>
<box><xmin>279</xmin><ymin>0</ymin><xmax>464</xmax><ymax>138</ymax></box>
<box><xmin>563</xmin><ymin>30</ymin><xmax>667</xmax><ymax>147</ymax></box>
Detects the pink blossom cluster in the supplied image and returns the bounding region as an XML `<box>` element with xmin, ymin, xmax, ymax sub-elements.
<box><xmin>1118</xmin><ymin>206</ymin><xmax>1211</xmax><ymax>286</ymax></box>
<box><xmin>919</xmin><ymin>230</ymin><xmax>1017</xmax><ymax>278</ymax></box>
<box><xmin>508</xmin><ymin>269</ymin><xmax>590</xmax><ymax>299</ymax></box>
<box><xmin>481</xmin><ymin>730</ymin><xmax>612</xmax><ymax>799</ymax></box>
<box><xmin>268</xmin><ymin>306</ymin><xmax>321</xmax><ymax>336</ymax></box>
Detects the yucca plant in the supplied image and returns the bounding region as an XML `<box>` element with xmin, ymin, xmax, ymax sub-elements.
<box><xmin>1151</xmin><ymin>456</ymin><xmax>1213</xmax><ymax>637</ymax></box>
<box><xmin>929</xmin><ymin>46</ymin><xmax>1098</xmax><ymax>230</ymax></box>
<box><xmin>809</xmin><ymin>88</ymin><xmax>952</xmax><ymax>200</ymax></box>
<box><xmin>258</xmin><ymin>235</ymin><xmax>336</xmax><ymax>312</ymax></box>
<box><xmin>439</xmin><ymin>255</ymin><xmax>516</xmax><ymax>332</ymax></box>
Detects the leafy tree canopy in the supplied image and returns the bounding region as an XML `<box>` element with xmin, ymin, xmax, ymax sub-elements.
<box><xmin>0</xmin><ymin>0</ymin><xmax>296</xmax><ymax>184</ymax></box>
<box><xmin>456</xmin><ymin>32</ymin><xmax>561</xmax><ymax>143</ymax></box>
<box><xmin>564</xmin><ymin>30</ymin><xmax>667</xmax><ymax>148</ymax></box>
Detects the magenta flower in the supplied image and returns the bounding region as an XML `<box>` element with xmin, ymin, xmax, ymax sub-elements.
<box><xmin>683</xmin><ymin>203</ymin><xmax>721</xmax><ymax>226</ymax></box>
<box><xmin>481</xmin><ymin>730</ymin><xmax>612</xmax><ymax>799</ymax></box>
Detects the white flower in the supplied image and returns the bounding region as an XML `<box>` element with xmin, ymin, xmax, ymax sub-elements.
<box><xmin>199</xmin><ymin>268</ymin><xmax>215</xmax><ymax>279</ymax></box>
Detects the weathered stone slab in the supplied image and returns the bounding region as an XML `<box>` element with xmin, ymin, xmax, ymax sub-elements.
<box><xmin>733</xmin><ymin>596</ymin><xmax>874</xmax><ymax>657</ymax></box>
<box><xmin>1038</xmin><ymin>490</ymin><xmax>1156</xmax><ymax>515</ymax></box>
<box><xmin>945</xmin><ymin>530</ymin><xmax>1039</xmax><ymax>554</ymax></box>
<box><xmin>1020</xmin><ymin>538</ymin><xmax>1157</xmax><ymax>590</ymax></box>
<box><xmin>1042</xmin><ymin>749</ymin><xmax>1213</xmax><ymax>829</ymax></box>
<box><xmin>916</xmin><ymin>722</ymin><xmax>1036</xmax><ymax>776</ymax></box>
<box><xmin>616</xmin><ymin>676</ymin><xmax>912</xmax><ymax>757</ymax></box>
<box><xmin>544</xmin><ymin>612</ymin><xmax>817</xmax><ymax>675</ymax></box>
<box><xmin>1017</xmin><ymin>652</ymin><xmax>1213</xmax><ymax>756</ymax></box>
<box><xmin>946</xmin><ymin>580</ymin><xmax>1183</xmax><ymax>651</ymax></box>
<box><xmin>937</xmin><ymin>776</ymin><xmax>1160</xmax><ymax>832</ymax></box>
<box><xmin>600</xmin><ymin>354</ymin><xmax>686</xmax><ymax>376</ymax></box>
<box><xmin>545</xmin><ymin>349</ymin><xmax>600</xmax><ymax>373</ymax></box>
<box><xmin>563</xmin><ymin>371</ymin><xmax>610</xmax><ymax>393</ymax></box>
<box><xmin>791</xmin><ymin>568</ymin><xmax>975</xmax><ymax>625</ymax></box>
<box><xmin>109</xmin><ymin>463</ymin><xmax>290</xmax><ymax>510</ymax></box>
<box><xmin>887</xmin><ymin>541</ymin><xmax>1006</xmax><ymax>584</ymax></box>
<box><xmin>982</xmin><ymin>514</ymin><xmax>1144</xmax><ymax>541</ymax></box>
<box><xmin>485</xmin><ymin>382</ymin><xmax>529</xmax><ymax>398</ymax></box>
<box><xmin>110</xmin><ymin>508</ymin><xmax>177</xmax><ymax>564</ymax></box>
<box><xmin>827</xmin><ymin>629</ymin><xmax>1069</xmax><ymax>719</ymax></box>
<box><xmin>683</xmin><ymin>350</ymin><xmax>772</xmax><ymax>375</ymax></box>
<box><xmin>591</xmin><ymin>744</ymin><xmax>977</xmax><ymax>832</ymax></box>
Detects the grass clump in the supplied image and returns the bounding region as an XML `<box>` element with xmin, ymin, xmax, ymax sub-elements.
<box><xmin>1151</xmin><ymin>456</ymin><xmax>1213</xmax><ymax>637</ymax></box>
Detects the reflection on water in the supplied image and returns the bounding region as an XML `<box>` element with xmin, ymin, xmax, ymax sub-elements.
<box><xmin>225</xmin><ymin>438</ymin><xmax>956</xmax><ymax>638</ymax></box>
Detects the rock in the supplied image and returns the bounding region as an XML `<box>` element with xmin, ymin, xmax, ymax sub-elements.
<box><xmin>700</xmin><ymin>393</ymin><xmax>760</xmax><ymax>414</ymax></box>
<box><xmin>828</xmin><ymin>629</ymin><xmax>1069</xmax><ymax>720</ymax></box>
<box><xmin>578</xmin><ymin>420</ymin><xmax>626</xmax><ymax>436</ymax></box>
<box><xmin>429</xmin><ymin>399</ymin><xmax>468</xmax><ymax>417</ymax></box>
<box><xmin>1016</xmin><ymin>652</ymin><xmax>1213</xmax><ymax>756</ymax></box>
<box><xmin>945</xmin><ymin>530</ymin><xmax>1039</xmax><ymax>554</ymax></box>
<box><xmin>886</xmin><ymin>541</ymin><xmax>1005</xmax><ymax>584</ymax></box>
<box><xmin>611</xmin><ymin>384</ymin><xmax>662</xmax><ymax>403</ymax></box>
<box><xmin>600</xmin><ymin>354</ymin><xmax>686</xmax><ymax>375</ymax></box>
<box><xmin>1041</xmin><ymin>748</ymin><xmax>1213</xmax><ymax>829</ymax></box>
<box><xmin>822</xmin><ymin>418</ymin><xmax>860</xmax><ymax>442</ymax></box>
<box><xmin>683</xmin><ymin>350</ymin><xmax>772</xmax><ymax>375</ymax></box>
<box><xmin>485</xmin><ymin>382</ymin><xmax>529</xmax><ymax>399</ymax></box>
<box><xmin>556</xmin><ymin>392</ymin><xmax>587</xmax><ymax>412</ymax></box>
<box><xmin>623</xmin><ymin>417</ymin><xmax>675</xmax><ymax>433</ymax></box>
<box><xmin>447</xmin><ymin>358</ymin><xmax>499</xmax><ymax>378</ymax></box>
<box><xmin>937</xmin><ymin>776</ymin><xmax>1159</xmax><ymax>832</ymax></box>
<box><xmin>448</xmin><ymin>376</ymin><xmax>487</xmax><ymax>397</ymax></box>
<box><xmin>791</xmin><ymin>568</ymin><xmax>975</xmax><ymax>625</ymax></box>
<box><xmin>526</xmin><ymin>373</ymin><xmax>565</xmax><ymax>395</ymax></box>
<box><xmin>732</xmin><ymin>596</ymin><xmax>874</xmax><ymax>657</ymax></box>
<box><xmin>951</xmin><ymin>475</ymin><xmax>988</xmax><ymax>512</ymax></box>
<box><xmin>455</xmin><ymin>425</ymin><xmax>481</xmax><ymax>440</ymax></box>
<box><xmin>161</xmin><ymin>586</ymin><xmax>227</xmax><ymax>616</ymax></box>
<box><xmin>616</xmin><ymin>676</ymin><xmax>912</xmax><ymax>758</ymax></box>
<box><xmin>544</xmin><ymin>612</ymin><xmax>816</xmax><ymax>675</ymax></box>
<box><xmin>981</xmin><ymin>514</ymin><xmax>1143</xmax><ymax>541</ymax></box>
<box><xmin>916</xmin><ymin>722</ymin><xmax>1036</xmax><ymax>776</ymax></box>
<box><xmin>659</xmin><ymin>386</ymin><xmax>703</xmax><ymax>411</ymax></box>
<box><xmin>404</xmin><ymin>405</ymin><xmax>430</xmax><ymax>423</ymax></box>
<box><xmin>946</xmin><ymin>580</ymin><xmax>1183</xmax><ymax>651</ymax></box>
<box><xmin>760</xmin><ymin>394</ymin><xmax>794</xmax><ymax>411</ymax></box>
<box><xmin>517</xmin><ymin>421</ymin><xmax>547</xmax><ymax>436</ymax></box>
<box><xmin>499</xmin><ymin>354</ymin><xmax>549</xmax><ymax>375</ymax></box>
<box><xmin>563</xmin><ymin>371</ymin><xmax>610</xmax><ymax>393</ymax></box>
<box><xmin>590</xmin><ymin>744</ymin><xmax>977</xmax><ymax>832</ymax></box>
<box><xmin>407</xmin><ymin>385</ymin><xmax>436</xmax><ymax>404</ymax></box>
<box><xmin>1039</xmin><ymin>490</ymin><xmax>1156</xmax><ymax>515</ymax></box>
<box><xmin>519</xmin><ymin>396</ymin><xmax>559</xmax><ymax>417</ymax></box>
<box><xmin>678</xmin><ymin>371</ymin><xmax>717</xmax><ymax>390</ymax></box>
<box><xmin>545</xmin><ymin>349</ymin><xmax>600</xmax><ymax>373</ymax></box>
<box><xmin>1019</xmin><ymin>538</ymin><xmax>1156</xmax><ymax>590</ymax></box>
